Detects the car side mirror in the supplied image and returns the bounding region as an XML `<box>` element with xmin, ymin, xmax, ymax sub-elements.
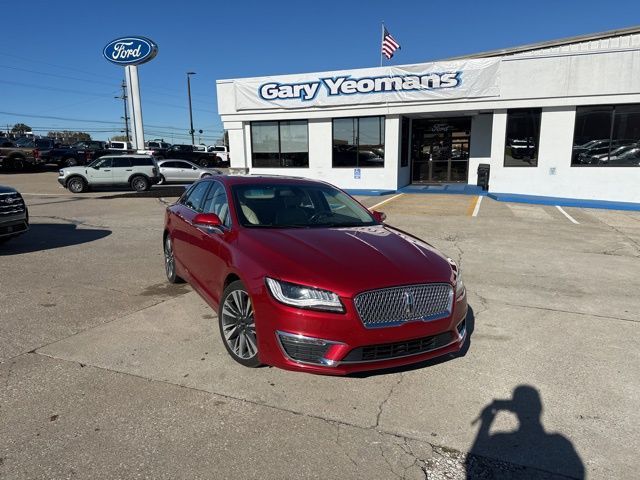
<box><xmin>93</xmin><ymin>166</ymin><xmax>100</xmax><ymax>170</ymax></box>
<box><xmin>371</xmin><ymin>210</ymin><xmax>386</xmax><ymax>222</ymax></box>
<box><xmin>192</xmin><ymin>166</ymin><xmax>197</xmax><ymax>170</ymax></box>
<box><xmin>193</xmin><ymin>213</ymin><xmax>224</xmax><ymax>233</ymax></box>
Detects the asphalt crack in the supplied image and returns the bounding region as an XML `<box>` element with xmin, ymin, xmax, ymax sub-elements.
<box><xmin>375</xmin><ymin>372</ymin><xmax>405</xmax><ymax>429</ymax></box>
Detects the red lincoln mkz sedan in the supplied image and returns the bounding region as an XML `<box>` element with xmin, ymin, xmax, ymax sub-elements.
<box><xmin>163</xmin><ymin>175</ymin><xmax>468</xmax><ymax>375</ymax></box>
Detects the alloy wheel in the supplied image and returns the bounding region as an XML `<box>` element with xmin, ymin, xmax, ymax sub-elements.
<box><xmin>221</xmin><ymin>289</ymin><xmax>257</xmax><ymax>360</ymax></box>
<box><xmin>164</xmin><ymin>236</ymin><xmax>175</xmax><ymax>280</ymax></box>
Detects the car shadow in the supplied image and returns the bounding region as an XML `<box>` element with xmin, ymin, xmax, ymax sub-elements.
<box><xmin>349</xmin><ymin>305</ymin><xmax>476</xmax><ymax>379</ymax></box>
<box><xmin>0</xmin><ymin>223</ymin><xmax>111</xmax><ymax>255</ymax></box>
<box><xmin>465</xmin><ymin>385</ymin><xmax>585</xmax><ymax>479</ymax></box>
<box><xmin>97</xmin><ymin>185</ymin><xmax>187</xmax><ymax>200</ymax></box>
<box><xmin>0</xmin><ymin>164</ymin><xmax>61</xmax><ymax>174</ymax></box>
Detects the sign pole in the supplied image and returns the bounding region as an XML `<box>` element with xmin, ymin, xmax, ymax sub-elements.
<box><xmin>103</xmin><ymin>36</ymin><xmax>157</xmax><ymax>151</ymax></box>
<box><xmin>125</xmin><ymin>65</ymin><xmax>145</xmax><ymax>150</ymax></box>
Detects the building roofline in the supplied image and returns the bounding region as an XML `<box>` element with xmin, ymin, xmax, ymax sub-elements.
<box><xmin>443</xmin><ymin>24</ymin><xmax>640</xmax><ymax>61</ymax></box>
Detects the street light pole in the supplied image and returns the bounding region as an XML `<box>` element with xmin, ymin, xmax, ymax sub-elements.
<box><xmin>186</xmin><ymin>72</ymin><xmax>196</xmax><ymax>145</ymax></box>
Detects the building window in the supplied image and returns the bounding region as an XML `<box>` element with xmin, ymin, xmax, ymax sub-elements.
<box><xmin>332</xmin><ymin>116</ymin><xmax>385</xmax><ymax>168</ymax></box>
<box><xmin>504</xmin><ymin>108</ymin><xmax>541</xmax><ymax>167</ymax></box>
<box><xmin>251</xmin><ymin>120</ymin><xmax>308</xmax><ymax>168</ymax></box>
<box><xmin>572</xmin><ymin>104</ymin><xmax>640</xmax><ymax>167</ymax></box>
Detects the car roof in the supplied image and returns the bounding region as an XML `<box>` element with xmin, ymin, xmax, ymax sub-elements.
<box><xmin>99</xmin><ymin>154</ymin><xmax>154</xmax><ymax>158</ymax></box>
<box><xmin>158</xmin><ymin>158</ymin><xmax>196</xmax><ymax>164</ymax></box>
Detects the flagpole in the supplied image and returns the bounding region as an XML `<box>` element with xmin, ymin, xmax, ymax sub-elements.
<box><xmin>380</xmin><ymin>22</ymin><xmax>384</xmax><ymax>67</ymax></box>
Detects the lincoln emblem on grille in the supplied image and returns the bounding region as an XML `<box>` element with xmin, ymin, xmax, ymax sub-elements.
<box><xmin>2</xmin><ymin>197</ymin><xmax>15</xmax><ymax>204</ymax></box>
<box><xmin>402</xmin><ymin>291</ymin><xmax>415</xmax><ymax>316</ymax></box>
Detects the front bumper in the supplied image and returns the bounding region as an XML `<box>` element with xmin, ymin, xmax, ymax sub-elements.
<box><xmin>255</xmin><ymin>288</ymin><xmax>468</xmax><ymax>375</ymax></box>
<box><xmin>57</xmin><ymin>177</ymin><xmax>66</xmax><ymax>187</ymax></box>
<box><xmin>0</xmin><ymin>216</ymin><xmax>29</xmax><ymax>238</ymax></box>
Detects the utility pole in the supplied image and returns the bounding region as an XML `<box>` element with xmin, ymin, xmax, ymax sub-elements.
<box><xmin>115</xmin><ymin>80</ymin><xmax>130</xmax><ymax>141</ymax></box>
<box><xmin>186</xmin><ymin>72</ymin><xmax>196</xmax><ymax>145</ymax></box>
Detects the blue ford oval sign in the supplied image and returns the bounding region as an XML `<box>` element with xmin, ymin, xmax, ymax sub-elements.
<box><xmin>103</xmin><ymin>36</ymin><xmax>158</xmax><ymax>66</ymax></box>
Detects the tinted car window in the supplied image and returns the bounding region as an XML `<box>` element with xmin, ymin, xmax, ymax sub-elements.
<box><xmin>175</xmin><ymin>161</ymin><xmax>192</xmax><ymax>169</ymax></box>
<box><xmin>181</xmin><ymin>181</ymin><xmax>210</xmax><ymax>212</ymax></box>
<box><xmin>161</xmin><ymin>161</ymin><xmax>179</xmax><ymax>168</ymax></box>
<box><xmin>202</xmin><ymin>182</ymin><xmax>231</xmax><ymax>227</ymax></box>
<box><xmin>130</xmin><ymin>157</ymin><xmax>154</xmax><ymax>166</ymax></box>
<box><xmin>112</xmin><ymin>157</ymin><xmax>131</xmax><ymax>168</ymax></box>
<box><xmin>94</xmin><ymin>157</ymin><xmax>113</xmax><ymax>168</ymax></box>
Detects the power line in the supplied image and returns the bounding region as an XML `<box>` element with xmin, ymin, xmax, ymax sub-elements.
<box><xmin>0</xmin><ymin>110</ymin><xmax>223</xmax><ymax>135</ymax></box>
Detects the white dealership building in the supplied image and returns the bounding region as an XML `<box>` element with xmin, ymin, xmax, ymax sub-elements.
<box><xmin>217</xmin><ymin>26</ymin><xmax>640</xmax><ymax>204</ymax></box>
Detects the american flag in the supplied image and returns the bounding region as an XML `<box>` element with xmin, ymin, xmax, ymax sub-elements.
<box><xmin>381</xmin><ymin>28</ymin><xmax>401</xmax><ymax>60</ymax></box>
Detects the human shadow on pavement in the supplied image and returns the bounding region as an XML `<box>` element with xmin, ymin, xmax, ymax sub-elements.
<box><xmin>349</xmin><ymin>305</ymin><xmax>475</xmax><ymax>379</ymax></box>
<box><xmin>0</xmin><ymin>223</ymin><xmax>111</xmax><ymax>255</ymax></box>
<box><xmin>466</xmin><ymin>385</ymin><xmax>584</xmax><ymax>479</ymax></box>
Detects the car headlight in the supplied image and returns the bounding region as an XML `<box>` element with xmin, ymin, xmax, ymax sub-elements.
<box><xmin>265</xmin><ymin>277</ymin><xmax>344</xmax><ymax>313</ymax></box>
<box><xmin>448</xmin><ymin>258</ymin><xmax>465</xmax><ymax>299</ymax></box>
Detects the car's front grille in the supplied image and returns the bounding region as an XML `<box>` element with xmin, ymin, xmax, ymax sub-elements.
<box><xmin>354</xmin><ymin>283</ymin><xmax>453</xmax><ymax>328</ymax></box>
<box><xmin>341</xmin><ymin>331</ymin><xmax>454</xmax><ymax>363</ymax></box>
<box><xmin>0</xmin><ymin>193</ymin><xmax>25</xmax><ymax>216</ymax></box>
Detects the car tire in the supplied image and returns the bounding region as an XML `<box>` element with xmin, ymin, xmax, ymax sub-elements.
<box><xmin>157</xmin><ymin>174</ymin><xmax>166</xmax><ymax>185</ymax></box>
<box><xmin>163</xmin><ymin>235</ymin><xmax>184</xmax><ymax>284</ymax></box>
<box><xmin>131</xmin><ymin>175</ymin><xmax>149</xmax><ymax>192</ymax></box>
<box><xmin>63</xmin><ymin>157</ymin><xmax>78</xmax><ymax>167</ymax></box>
<box><xmin>218</xmin><ymin>280</ymin><xmax>261</xmax><ymax>368</ymax></box>
<box><xmin>67</xmin><ymin>176</ymin><xmax>87</xmax><ymax>193</ymax></box>
<box><xmin>200</xmin><ymin>173</ymin><xmax>211</xmax><ymax>179</ymax></box>
<box><xmin>9</xmin><ymin>156</ymin><xmax>25</xmax><ymax>171</ymax></box>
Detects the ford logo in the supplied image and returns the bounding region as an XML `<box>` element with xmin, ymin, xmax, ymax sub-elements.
<box><xmin>103</xmin><ymin>36</ymin><xmax>158</xmax><ymax>66</ymax></box>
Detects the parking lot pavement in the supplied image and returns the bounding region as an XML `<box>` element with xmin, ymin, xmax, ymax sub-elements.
<box><xmin>2</xmin><ymin>171</ymin><xmax>639</xmax><ymax>479</ymax></box>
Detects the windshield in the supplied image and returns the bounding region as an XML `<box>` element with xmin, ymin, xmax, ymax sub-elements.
<box><xmin>232</xmin><ymin>183</ymin><xmax>377</xmax><ymax>229</ymax></box>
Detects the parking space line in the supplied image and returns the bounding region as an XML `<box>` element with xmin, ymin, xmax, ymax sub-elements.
<box><xmin>369</xmin><ymin>193</ymin><xmax>403</xmax><ymax>210</ymax></box>
<box><xmin>556</xmin><ymin>205</ymin><xmax>580</xmax><ymax>224</ymax></box>
<box><xmin>469</xmin><ymin>196</ymin><xmax>483</xmax><ymax>217</ymax></box>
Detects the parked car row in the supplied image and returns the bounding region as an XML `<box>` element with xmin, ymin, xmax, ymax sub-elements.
<box><xmin>0</xmin><ymin>136</ymin><xmax>230</xmax><ymax>170</ymax></box>
<box><xmin>57</xmin><ymin>155</ymin><xmax>223</xmax><ymax>193</ymax></box>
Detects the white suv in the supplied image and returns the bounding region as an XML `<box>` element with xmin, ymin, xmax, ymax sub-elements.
<box><xmin>58</xmin><ymin>154</ymin><xmax>160</xmax><ymax>193</ymax></box>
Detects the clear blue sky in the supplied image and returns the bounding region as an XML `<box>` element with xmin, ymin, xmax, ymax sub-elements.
<box><xmin>1</xmin><ymin>0</ymin><xmax>638</xmax><ymax>143</ymax></box>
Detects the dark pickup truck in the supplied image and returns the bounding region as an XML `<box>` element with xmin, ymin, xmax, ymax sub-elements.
<box><xmin>38</xmin><ymin>140</ymin><xmax>112</xmax><ymax>167</ymax></box>
<box><xmin>0</xmin><ymin>139</ymin><xmax>42</xmax><ymax>170</ymax></box>
<box><xmin>165</xmin><ymin>144</ymin><xmax>224</xmax><ymax>167</ymax></box>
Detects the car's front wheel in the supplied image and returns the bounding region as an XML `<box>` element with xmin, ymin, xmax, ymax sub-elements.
<box><xmin>67</xmin><ymin>176</ymin><xmax>87</xmax><ymax>193</ymax></box>
<box><xmin>218</xmin><ymin>280</ymin><xmax>260</xmax><ymax>367</ymax></box>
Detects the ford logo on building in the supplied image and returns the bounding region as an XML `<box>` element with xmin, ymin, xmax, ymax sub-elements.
<box><xmin>103</xmin><ymin>36</ymin><xmax>158</xmax><ymax>66</ymax></box>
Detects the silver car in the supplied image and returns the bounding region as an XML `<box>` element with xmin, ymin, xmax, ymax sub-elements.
<box><xmin>157</xmin><ymin>159</ymin><xmax>221</xmax><ymax>184</ymax></box>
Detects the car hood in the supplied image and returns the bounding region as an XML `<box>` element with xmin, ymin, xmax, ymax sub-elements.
<box><xmin>238</xmin><ymin>225</ymin><xmax>454</xmax><ymax>296</ymax></box>
<box><xmin>0</xmin><ymin>185</ymin><xmax>17</xmax><ymax>194</ymax></box>
<box><xmin>61</xmin><ymin>166</ymin><xmax>88</xmax><ymax>174</ymax></box>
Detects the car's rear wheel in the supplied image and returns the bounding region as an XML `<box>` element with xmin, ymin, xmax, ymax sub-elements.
<box><xmin>163</xmin><ymin>235</ymin><xmax>184</xmax><ymax>284</ymax></box>
<box><xmin>63</xmin><ymin>157</ymin><xmax>78</xmax><ymax>167</ymax></box>
<box><xmin>131</xmin><ymin>175</ymin><xmax>149</xmax><ymax>192</ymax></box>
<box><xmin>218</xmin><ymin>280</ymin><xmax>260</xmax><ymax>367</ymax></box>
<box><xmin>157</xmin><ymin>174</ymin><xmax>166</xmax><ymax>185</ymax></box>
<box><xmin>67</xmin><ymin>176</ymin><xmax>86</xmax><ymax>193</ymax></box>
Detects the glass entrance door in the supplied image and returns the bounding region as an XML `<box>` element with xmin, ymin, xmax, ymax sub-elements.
<box><xmin>411</xmin><ymin>117</ymin><xmax>471</xmax><ymax>183</ymax></box>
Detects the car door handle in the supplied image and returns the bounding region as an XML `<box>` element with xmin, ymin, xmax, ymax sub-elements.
<box><xmin>104</xmin><ymin>169</ymin><xmax>111</xmax><ymax>171</ymax></box>
<box><xmin>126</xmin><ymin>169</ymin><xmax>132</xmax><ymax>171</ymax></box>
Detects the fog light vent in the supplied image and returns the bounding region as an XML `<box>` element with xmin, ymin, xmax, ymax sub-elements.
<box><xmin>277</xmin><ymin>332</ymin><xmax>331</xmax><ymax>365</ymax></box>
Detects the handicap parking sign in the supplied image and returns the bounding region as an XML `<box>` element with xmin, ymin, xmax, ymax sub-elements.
<box><xmin>354</xmin><ymin>168</ymin><xmax>361</xmax><ymax>179</ymax></box>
